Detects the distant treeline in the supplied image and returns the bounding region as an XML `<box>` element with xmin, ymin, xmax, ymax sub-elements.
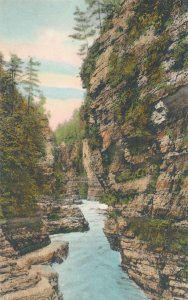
<box><xmin>55</xmin><ymin>109</ymin><xmax>84</xmax><ymax>145</ymax></box>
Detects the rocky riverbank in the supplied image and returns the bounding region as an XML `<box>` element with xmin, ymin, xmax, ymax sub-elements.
<box><xmin>40</xmin><ymin>203</ymin><xmax>89</xmax><ymax>234</ymax></box>
<box><xmin>104</xmin><ymin>215</ymin><xmax>188</xmax><ymax>300</ymax></box>
<box><xmin>0</xmin><ymin>227</ymin><xmax>68</xmax><ymax>300</ymax></box>
<box><xmin>0</xmin><ymin>202</ymin><xmax>89</xmax><ymax>299</ymax></box>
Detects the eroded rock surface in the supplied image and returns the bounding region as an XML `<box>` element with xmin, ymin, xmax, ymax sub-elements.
<box><xmin>0</xmin><ymin>228</ymin><xmax>68</xmax><ymax>300</ymax></box>
<box><xmin>80</xmin><ymin>0</ymin><xmax>188</xmax><ymax>299</ymax></box>
<box><xmin>40</xmin><ymin>203</ymin><xmax>89</xmax><ymax>234</ymax></box>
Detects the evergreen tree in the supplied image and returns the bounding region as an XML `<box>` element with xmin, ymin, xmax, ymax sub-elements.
<box><xmin>85</xmin><ymin>0</ymin><xmax>121</xmax><ymax>30</ymax></box>
<box><xmin>86</xmin><ymin>0</ymin><xmax>104</xmax><ymax>30</ymax></box>
<box><xmin>0</xmin><ymin>52</ymin><xmax>6</xmax><ymax>94</ymax></box>
<box><xmin>0</xmin><ymin>55</ymin><xmax>47</xmax><ymax>219</ymax></box>
<box><xmin>37</xmin><ymin>92</ymin><xmax>46</xmax><ymax>115</ymax></box>
<box><xmin>103</xmin><ymin>0</ymin><xmax>122</xmax><ymax>16</ymax></box>
<box><xmin>6</xmin><ymin>54</ymin><xmax>23</xmax><ymax>114</ymax></box>
<box><xmin>23</xmin><ymin>57</ymin><xmax>40</xmax><ymax>112</ymax></box>
<box><xmin>69</xmin><ymin>6</ymin><xmax>95</xmax><ymax>56</ymax></box>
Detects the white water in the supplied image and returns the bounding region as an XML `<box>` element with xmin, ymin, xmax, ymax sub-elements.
<box><xmin>51</xmin><ymin>200</ymin><xmax>148</xmax><ymax>300</ymax></box>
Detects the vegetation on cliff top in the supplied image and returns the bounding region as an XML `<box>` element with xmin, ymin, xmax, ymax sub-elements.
<box><xmin>126</xmin><ymin>217</ymin><xmax>188</xmax><ymax>256</ymax></box>
<box><xmin>70</xmin><ymin>0</ymin><xmax>122</xmax><ymax>57</ymax></box>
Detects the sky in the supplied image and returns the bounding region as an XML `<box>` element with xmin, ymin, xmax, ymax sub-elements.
<box><xmin>0</xmin><ymin>0</ymin><xmax>87</xmax><ymax>130</ymax></box>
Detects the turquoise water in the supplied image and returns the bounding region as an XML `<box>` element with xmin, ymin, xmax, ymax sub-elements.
<box><xmin>51</xmin><ymin>200</ymin><xmax>148</xmax><ymax>300</ymax></box>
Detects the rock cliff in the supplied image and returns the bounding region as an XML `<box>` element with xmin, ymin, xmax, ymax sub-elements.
<box><xmin>55</xmin><ymin>142</ymin><xmax>88</xmax><ymax>203</ymax></box>
<box><xmin>0</xmin><ymin>228</ymin><xmax>68</xmax><ymax>300</ymax></box>
<box><xmin>80</xmin><ymin>0</ymin><xmax>188</xmax><ymax>299</ymax></box>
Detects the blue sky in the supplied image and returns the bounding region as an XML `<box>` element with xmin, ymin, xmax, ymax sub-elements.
<box><xmin>0</xmin><ymin>0</ymin><xmax>87</xmax><ymax>129</ymax></box>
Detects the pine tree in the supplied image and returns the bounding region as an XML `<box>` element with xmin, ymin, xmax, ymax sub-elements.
<box><xmin>103</xmin><ymin>0</ymin><xmax>122</xmax><ymax>16</ymax></box>
<box><xmin>85</xmin><ymin>0</ymin><xmax>104</xmax><ymax>30</ymax></box>
<box><xmin>0</xmin><ymin>58</ymin><xmax>47</xmax><ymax>219</ymax></box>
<box><xmin>0</xmin><ymin>52</ymin><xmax>6</xmax><ymax>94</ymax></box>
<box><xmin>85</xmin><ymin>0</ymin><xmax>121</xmax><ymax>30</ymax></box>
<box><xmin>23</xmin><ymin>57</ymin><xmax>40</xmax><ymax>112</ymax></box>
<box><xmin>37</xmin><ymin>92</ymin><xmax>47</xmax><ymax>115</ymax></box>
<box><xmin>69</xmin><ymin>6</ymin><xmax>95</xmax><ymax>57</ymax></box>
<box><xmin>6</xmin><ymin>54</ymin><xmax>23</xmax><ymax>114</ymax></box>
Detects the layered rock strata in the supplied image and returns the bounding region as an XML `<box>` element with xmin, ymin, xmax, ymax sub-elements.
<box><xmin>40</xmin><ymin>203</ymin><xmax>89</xmax><ymax>234</ymax></box>
<box><xmin>80</xmin><ymin>0</ymin><xmax>188</xmax><ymax>299</ymax></box>
<box><xmin>0</xmin><ymin>228</ymin><xmax>68</xmax><ymax>300</ymax></box>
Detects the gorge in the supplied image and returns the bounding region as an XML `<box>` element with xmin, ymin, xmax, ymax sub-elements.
<box><xmin>0</xmin><ymin>0</ymin><xmax>188</xmax><ymax>299</ymax></box>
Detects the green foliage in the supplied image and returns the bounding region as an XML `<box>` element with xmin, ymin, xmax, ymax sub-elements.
<box><xmin>102</xmin><ymin>143</ymin><xmax>117</xmax><ymax>175</ymax></box>
<box><xmin>183</xmin><ymin>131</ymin><xmax>188</xmax><ymax>146</ymax></box>
<box><xmin>70</xmin><ymin>0</ymin><xmax>122</xmax><ymax>58</ymax></box>
<box><xmin>143</xmin><ymin>33</ymin><xmax>172</xmax><ymax>86</ymax></box>
<box><xmin>180</xmin><ymin>262</ymin><xmax>188</xmax><ymax>280</ymax></box>
<box><xmin>175</xmin><ymin>167</ymin><xmax>188</xmax><ymax>193</ymax></box>
<box><xmin>73</xmin><ymin>142</ymin><xmax>86</xmax><ymax>176</ymax></box>
<box><xmin>171</xmin><ymin>37</ymin><xmax>188</xmax><ymax>71</ymax></box>
<box><xmin>116</xmin><ymin>168</ymin><xmax>147</xmax><ymax>183</ymax></box>
<box><xmin>80</xmin><ymin>41</ymin><xmax>101</xmax><ymax>89</ymax></box>
<box><xmin>126</xmin><ymin>100</ymin><xmax>151</xmax><ymax>137</ymax></box>
<box><xmin>109</xmin><ymin>209</ymin><xmax>121</xmax><ymax>219</ymax></box>
<box><xmin>108</xmin><ymin>51</ymin><xmax>138</xmax><ymax>87</ymax></box>
<box><xmin>55</xmin><ymin>110</ymin><xmax>84</xmax><ymax>145</ymax></box>
<box><xmin>47</xmin><ymin>213</ymin><xmax>61</xmax><ymax>221</ymax></box>
<box><xmin>23</xmin><ymin>57</ymin><xmax>40</xmax><ymax>112</ymax></box>
<box><xmin>0</xmin><ymin>54</ymin><xmax>48</xmax><ymax>219</ymax></box>
<box><xmin>126</xmin><ymin>0</ymin><xmax>183</xmax><ymax>44</ymax></box>
<box><xmin>127</xmin><ymin>217</ymin><xmax>188</xmax><ymax>255</ymax></box>
<box><xmin>107</xmin><ymin>50</ymin><xmax>140</xmax><ymax>124</ymax></box>
<box><xmin>79</xmin><ymin>183</ymin><xmax>88</xmax><ymax>198</ymax></box>
<box><xmin>128</xmin><ymin>135</ymin><xmax>152</xmax><ymax>155</ymax></box>
<box><xmin>85</xmin><ymin>123</ymin><xmax>102</xmax><ymax>150</ymax></box>
<box><xmin>99</xmin><ymin>191</ymin><xmax>134</xmax><ymax>206</ymax></box>
<box><xmin>99</xmin><ymin>193</ymin><xmax>117</xmax><ymax>206</ymax></box>
<box><xmin>69</xmin><ymin>6</ymin><xmax>96</xmax><ymax>57</ymax></box>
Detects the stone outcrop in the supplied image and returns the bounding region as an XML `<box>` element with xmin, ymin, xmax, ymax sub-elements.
<box><xmin>40</xmin><ymin>203</ymin><xmax>89</xmax><ymax>234</ymax></box>
<box><xmin>80</xmin><ymin>0</ymin><xmax>188</xmax><ymax>299</ymax></box>
<box><xmin>56</xmin><ymin>142</ymin><xmax>88</xmax><ymax>202</ymax></box>
<box><xmin>104</xmin><ymin>217</ymin><xmax>188</xmax><ymax>300</ymax></box>
<box><xmin>0</xmin><ymin>228</ymin><xmax>68</xmax><ymax>300</ymax></box>
<box><xmin>39</xmin><ymin>126</ymin><xmax>56</xmax><ymax>203</ymax></box>
<box><xmin>83</xmin><ymin>139</ymin><xmax>104</xmax><ymax>200</ymax></box>
<box><xmin>2</xmin><ymin>218</ymin><xmax>50</xmax><ymax>255</ymax></box>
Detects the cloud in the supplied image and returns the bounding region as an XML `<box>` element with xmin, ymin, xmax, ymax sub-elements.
<box><xmin>45</xmin><ymin>98</ymin><xmax>83</xmax><ymax>130</ymax></box>
<box><xmin>41</xmin><ymin>86</ymin><xmax>84</xmax><ymax>100</ymax></box>
<box><xmin>1</xmin><ymin>28</ymin><xmax>82</xmax><ymax>66</ymax></box>
<box><xmin>39</xmin><ymin>73</ymin><xmax>82</xmax><ymax>89</ymax></box>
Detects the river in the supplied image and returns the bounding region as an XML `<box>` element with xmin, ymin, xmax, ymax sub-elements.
<box><xmin>51</xmin><ymin>200</ymin><xmax>148</xmax><ymax>300</ymax></box>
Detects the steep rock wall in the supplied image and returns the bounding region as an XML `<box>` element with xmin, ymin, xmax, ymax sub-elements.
<box><xmin>81</xmin><ymin>0</ymin><xmax>188</xmax><ymax>299</ymax></box>
<box><xmin>55</xmin><ymin>142</ymin><xmax>88</xmax><ymax>202</ymax></box>
<box><xmin>83</xmin><ymin>139</ymin><xmax>104</xmax><ymax>200</ymax></box>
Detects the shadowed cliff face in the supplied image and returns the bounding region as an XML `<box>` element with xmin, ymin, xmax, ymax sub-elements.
<box><xmin>80</xmin><ymin>0</ymin><xmax>188</xmax><ymax>299</ymax></box>
<box><xmin>81</xmin><ymin>0</ymin><xmax>188</xmax><ymax>219</ymax></box>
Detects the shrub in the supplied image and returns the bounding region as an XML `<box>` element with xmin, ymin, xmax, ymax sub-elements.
<box><xmin>79</xmin><ymin>183</ymin><xmax>88</xmax><ymax>199</ymax></box>
<box><xmin>108</xmin><ymin>51</ymin><xmax>139</xmax><ymax>87</ymax></box>
<box><xmin>126</xmin><ymin>217</ymin><xmax>188</xmax><ymax>255</ymax></box>
<box><xmin>125</xmin><ymin>0</ymin><xmax>183</xmax><ymax>44</ymax></box>
<box><xmin>143</xmin><ymin>33</ymin><xmax>172</xmax><ymax>86</ymax></box>
<box><xmin>171</xmin><ymin>38</ymin><xmax>188</xmax><ymax>71</ymax></box>
<box><xmin>102</xmin><ymin>143</ymin><xmax>117</xmax><ymax>175</ymax></box>
<box><xmin>86</xmin><ymin>124</ymin><xmax>102</xmax><ymax>150</ymax></box>
<box><xmin>80</xmin><ymin>41</ymin><xmax>101</xmax><ymax>90</ymax></box>
<box><xmin>99</xmin><ymin>193</ymin><xmax>118</xmax><ymax>206</ymax></box>
<box><xmin>116</xmin><ymin>167</ymin><xmax>147</xmax><ymax>183</ymax></box>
